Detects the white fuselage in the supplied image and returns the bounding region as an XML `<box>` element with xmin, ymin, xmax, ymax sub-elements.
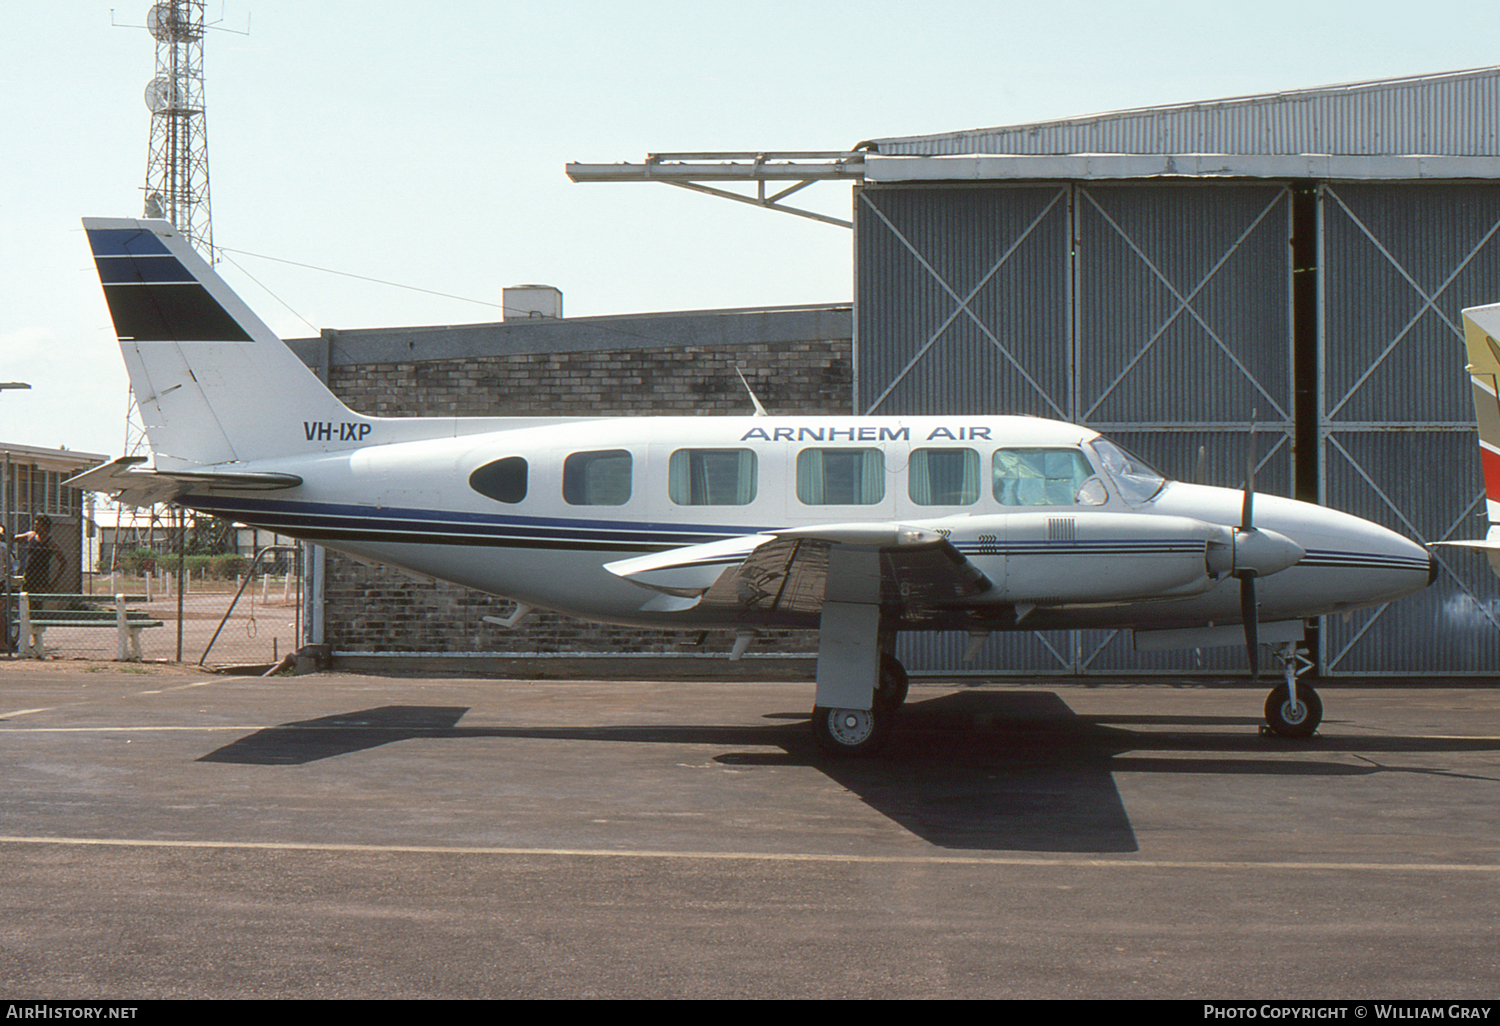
<box><xmin>176</xmin><ymin>414</ymin><xmax>1434</xmax><ymax>634</ymax></box>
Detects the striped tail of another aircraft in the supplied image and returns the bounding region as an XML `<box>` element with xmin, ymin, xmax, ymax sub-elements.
<box><xmin>1444</xmin><ymin>303</ymin><xmax>1500</xmax><ymax>574</ymax></box>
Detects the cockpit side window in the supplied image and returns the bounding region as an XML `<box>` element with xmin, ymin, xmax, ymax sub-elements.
<box><xmin>469</xmin><ymin>456</ymin><xmax>528</xmax><ymax>504</ymax></box>
<box><xmin>1089</xmin><ymin>438</ymin><xmax>1167</xmax><ymax>504</ymax></box>
<box><xmin>564</xmin><ymin>449</ymin><xmax>633</xmax><ymax>506</ymax></box>
<box><xmin>992</xmin><ymin>448</ymin><xmax>1101</xmax><ymax>506</ymax></box>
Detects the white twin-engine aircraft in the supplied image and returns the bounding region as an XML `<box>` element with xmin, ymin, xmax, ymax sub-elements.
<box><xmin>71</xmin><ymin>217</ymin><xmax>1436</xmax><ymax>755</ymax></box>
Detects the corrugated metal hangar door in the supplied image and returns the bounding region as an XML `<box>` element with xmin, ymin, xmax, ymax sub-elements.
<box><xmin>857</xmin><ymin>180</ymin><xmax>1500</xmax><ymax>676</ymax></box>
<box><xmin>857</xmin><ymin>182</ymin><xmax>1295</xmax><ymax>674</ymax></box>
<box><xmin>1319</xmin><ymin>183</ymin><xmax>1500</xmax><ymax>675</ymax></box>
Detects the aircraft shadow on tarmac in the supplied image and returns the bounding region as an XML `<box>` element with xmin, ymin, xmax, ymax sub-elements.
<box><xmin>197</xmin><ymin>691</ymin><xmax>1500</xmax><ymax>854</ymax></box>
<box><xmin>198</xmin><ymin>706</ymin><xmax>474</xmax><ymax>764</ymax></box>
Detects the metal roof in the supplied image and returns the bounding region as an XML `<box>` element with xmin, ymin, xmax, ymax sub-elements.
<box><xmin>1</xmin><ymin>443</ymin><xmax>108</xmax><ymax>474</ymax></box>
<box><xmin>867</xmin><ymin>66</ymin><xmax>1500</xmax><ymax>158</ymax></box>
<box><xmin>287</xmin><ymin>304</ymin><xmax>852</xmax><ymax>367</ymax></box>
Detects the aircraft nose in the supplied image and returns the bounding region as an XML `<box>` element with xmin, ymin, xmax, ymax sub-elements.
<box><xmin>1363</xmin><ymin>525</ymin><xmax>1439</xmax><ymax>599</ymax></box>
<box><xmin>1276</xmin><ymin>506</ymin><xmax>1436</xmax><ymax>609</ymax></box>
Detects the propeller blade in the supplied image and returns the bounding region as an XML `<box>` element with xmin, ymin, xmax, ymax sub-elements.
<box><xmin>1241</xmin><ymin>410</ymin><xmax>1257</xmax><ymax>531</ymax></box>
<box><xmin>1240</xmin><ymin>573</ymin><xmax>1259</xmax><ymax>678</ymax></box>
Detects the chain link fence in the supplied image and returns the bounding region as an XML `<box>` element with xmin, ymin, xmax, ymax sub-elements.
<box><xmin>4</xmin><ymin>505</ymin><xmax>303</xmax><ymax>669</ymax></box>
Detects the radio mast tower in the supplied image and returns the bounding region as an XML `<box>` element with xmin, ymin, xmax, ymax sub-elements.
<box><xmin>113</xmin><ymin>1</ymin><xmax>226</xmax><ymax>561</ymax></box>
<box><xmin>140</xmin><ymin>0</ymin><xmax>213</xmax><ymax>257</ymax></box>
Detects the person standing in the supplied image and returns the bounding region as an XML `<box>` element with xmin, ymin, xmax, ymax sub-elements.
<box><xmin>16</xmin><ymin>515</ymin><xmax>66</xmax><ymax>594</ymax></box>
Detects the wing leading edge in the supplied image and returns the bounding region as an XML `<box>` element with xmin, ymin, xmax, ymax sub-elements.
<box><xmin>605</xmin><ymin>523</ymin><xmax>992</xmax><ymax>626</ymax></box>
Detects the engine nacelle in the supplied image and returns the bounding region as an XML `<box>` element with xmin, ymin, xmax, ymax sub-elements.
<box><xmin>939</xmin><ymin>512</ymin><xmax>1292</xmax><ymax>605</ymax></box>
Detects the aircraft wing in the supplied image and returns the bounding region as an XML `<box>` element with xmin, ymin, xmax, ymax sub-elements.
<box><xmin>65</xmin><ymin>456</ymin><xmax>303</xmax><ymax>508</ymax></box>
<box><xmin>604</xmin><ymin>523</ymin><xmax>991</xmax><ymax>623</ymax></box>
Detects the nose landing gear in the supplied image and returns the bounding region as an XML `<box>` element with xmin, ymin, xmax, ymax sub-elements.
<box><xmin>1262</xmin><ymin>640</ymin><xmax>1321</xmax><ymax>738</ymax></box>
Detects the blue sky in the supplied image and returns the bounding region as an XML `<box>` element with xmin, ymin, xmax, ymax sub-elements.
<box><xmin>4</xmin><ymin>0</ymin><xmax>1498</xmax><ymax>457</ymax></box>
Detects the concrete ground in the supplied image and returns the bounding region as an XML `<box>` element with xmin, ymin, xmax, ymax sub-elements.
<box><xmin>1</xmin><ymin>660</ymin><xmax>1498</xmax><ymax>999</ymax></box>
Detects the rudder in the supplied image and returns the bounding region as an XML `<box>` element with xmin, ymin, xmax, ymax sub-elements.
<box><xmin>84</xmin><ymin>217</ymin><xmax>365</xmax><ymax>470</ymax></box>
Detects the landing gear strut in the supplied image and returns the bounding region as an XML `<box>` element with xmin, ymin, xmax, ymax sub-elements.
<box><xmin>1262</xmin><ymin>641</ymin><xmax>1321</xmax><ymax>738</ymax></box>
<box><xmin>811</xmin><ymin>653</ymin><xmax>908</xmax><ymax>757</ymax></box>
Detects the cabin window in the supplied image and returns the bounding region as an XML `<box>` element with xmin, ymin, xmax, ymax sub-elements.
<box><xmin>563</xmin><ymin>449</ymin><xmax>632</xmax><ymax>506</ymax></box>
<box><xmin>909</xmin><ymin>448</ymin><xmax>980</xmax><ymax>506</ymax></box>
<box><xmin>797</xmin><ymin>448</ymin><xmax>884</xmax><ymax>505</ymax></box>
<box><xmin>992</xmin><ymin>448</ymin><xmax>1099</xmax><ymax>506</ymax></box>
<box><xmin>668</xmin><ymin>448</ymin><xmax>757</xmax><ymax>505</ymax></box>
<box><xmin>469</xmin><ymin>456</ymin><xmax>528</xmax><ymax>504</ymax></box>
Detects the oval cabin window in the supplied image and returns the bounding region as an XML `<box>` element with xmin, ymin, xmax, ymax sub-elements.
<box><xmin>469</xmin><ymin>457</ymin><xmax>528</xmax><ymax>504</ymax></box>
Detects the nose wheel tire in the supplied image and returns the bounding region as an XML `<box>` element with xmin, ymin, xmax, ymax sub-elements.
<box><xmin>1264</xmin><ymin>682</ymin><xmax>1322</xmax><ymax>738</ymax></box>
<box><xmin>812</xmin><ymin>705</ymin><xmax>893</xmax><ymax>757</ymax></box>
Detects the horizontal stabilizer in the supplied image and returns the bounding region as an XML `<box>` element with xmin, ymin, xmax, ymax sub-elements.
<box><xmin>1431</xmin><ymin>525</ymin><xmax>1500</xmax><ymax>576</ymax></box>
<box><xmin>65</xmin><ymin>456</ymin><xmax>303</xmax><ymax>508</ymax></box>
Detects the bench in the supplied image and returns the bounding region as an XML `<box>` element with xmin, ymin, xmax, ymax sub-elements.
<box><xmin>10</xmin><ymin>593</ymin><xmax>163</xmax><ymax>661</ymax></box>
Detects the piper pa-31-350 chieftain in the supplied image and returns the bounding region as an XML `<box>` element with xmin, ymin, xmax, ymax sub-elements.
<box><xmin>70</xmin><ymin>217</ymin><xmax>1436</xmax><ymax>755</ymax></box>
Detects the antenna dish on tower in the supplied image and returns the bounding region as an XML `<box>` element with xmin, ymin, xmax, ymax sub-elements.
<box><xmin>136</xmin><ymin>0</ymin><xmax>213</xmax><ymax>256</ymax></box>
<box><xmin>147</xmin><ymin>2</ymin><xmax>202</xmax><ymax>43</ymax></box>
<box><xmin>143</xmin><ymin>75</ymin><xmax>179</xmax><ymax>113</ymax></box>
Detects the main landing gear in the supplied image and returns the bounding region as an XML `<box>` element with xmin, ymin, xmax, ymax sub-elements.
<box><xmin>1261</xmin><ymin>640</ymin><xmax>1321</xmax><ymax>738</ymax></box>
<box><xmin>811</xmin><ymin>652</ymin><xmax>908</xmax><ymax>757</ymax></box>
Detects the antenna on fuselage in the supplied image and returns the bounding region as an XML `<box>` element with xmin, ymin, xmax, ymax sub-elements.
<box><xmin>736</xmin><ymin>367</ymin><xmax>768</xmax><ymax>417</ymax></box>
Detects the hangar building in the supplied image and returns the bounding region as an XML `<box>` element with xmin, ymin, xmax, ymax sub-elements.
<box><xmin>304</xmin><ymin>66</ymin><xmax>1500</xmax><ymax>676</ymax></box>
<box><xmin>847</xmin><ymin>66</ymin><xmax>1500</xmax><ymax>676</ymax></box>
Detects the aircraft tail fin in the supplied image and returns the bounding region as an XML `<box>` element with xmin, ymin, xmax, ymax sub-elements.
<box><xmin>83</xmin><ymin>217</ymin><xmax>365</xmax><ymax>470</ymax></box>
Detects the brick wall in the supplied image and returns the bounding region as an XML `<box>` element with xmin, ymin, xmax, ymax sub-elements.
<box><xmin>320</xmin><ymin>338</ymin><xmax>852</xmax><ymax>655</ymax></box>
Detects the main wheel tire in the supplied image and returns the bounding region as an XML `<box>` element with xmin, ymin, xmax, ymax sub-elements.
<box><xmin>1264</xmin><ymin>682</ymin><xmax>1323</xmax><ymax>738</ymax></box>
<box><xmin>811</xmin><ymin>705</ymin><xmax>892</xmax><ymax>757</ymax></box>
<box><xmin>876</xmin><ymin>653</ymin><xmax>909</xmax><ymax>713</ymax></box>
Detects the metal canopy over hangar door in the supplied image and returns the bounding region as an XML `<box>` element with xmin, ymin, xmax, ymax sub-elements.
<box><xmin>856</xmin><ymin>182</ymin><xmax>1294</xmax><ymax>674</ymax></box>
<box><xmin>1320</xmin><ymin>183</ymin><xmax>1500</xmax><ymax>674</ymax></box>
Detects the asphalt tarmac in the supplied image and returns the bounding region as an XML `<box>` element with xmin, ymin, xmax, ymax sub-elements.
<box><xmin>2</xmin><ymin>661</ymin><xmax>1498</xmax><ymax>999</ymax></box>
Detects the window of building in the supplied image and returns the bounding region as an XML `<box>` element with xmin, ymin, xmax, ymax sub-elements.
<box><xmin>468</xmin><ymin>456</ymin><xmax>528</xmax><ymax>504</ymax></box>
<box><xmin>668</xmin><ymin>449</ymin><xmax>757</xmax><ymax>505</ymax></box>
<box><xmin>563</xmin><ymin>449</ymin><xmax>632</xmax><ymax>506</ymax></box>
<box><xmin>992</xmin><ymin>448</ymin><xmax>1102</xmax><ymax>506</ymax></box>
<box><xmin>909</xmin><ymin>448</ymin><xmax>980</xmax><ymax>505</ymax></box>
<box><xmin>797</xmin><ymin>448</ymin><xmax>884</xmax><ymax>505</ymax></box>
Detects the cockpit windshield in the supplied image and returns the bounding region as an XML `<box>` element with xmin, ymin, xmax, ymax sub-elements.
<box><xmin>1089</xmin><ymin>437</ymin><xmax>1168</xmax><ymax>504</ymax></box>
